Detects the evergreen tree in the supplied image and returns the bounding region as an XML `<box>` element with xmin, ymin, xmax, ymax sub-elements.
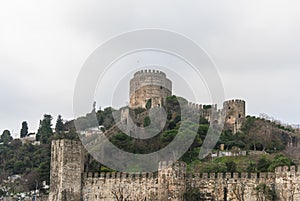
<box><xmin>1</xmin><ymin>130</ymin><xmax>13</xmax><ymax>144</ymax></box>
<box><xmin>20</xmin><ymin>121</ymin><xmax>28</xmax><ymax>138</ymax></box>
<box><xmin>36</xmin><ymin>114</ymin><xmax>53</xmax><ymax>144</ymax></box>
<box><xmin>55</xmin><ymin>115</ymin><xmax>64</xmax><ymax>133</ymax></box>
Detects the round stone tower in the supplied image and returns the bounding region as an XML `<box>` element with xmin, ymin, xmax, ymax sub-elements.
<box><xmin>223</xmin><ymin>99</ymin><xmax>246</xmax><ymax>133</ymax></box>
<box><xmin>129</xmin><ymin>69</ymin><xmax>172</xmax><ymax>108</ymax></box>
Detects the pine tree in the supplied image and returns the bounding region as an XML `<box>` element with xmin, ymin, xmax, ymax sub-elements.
<box><xmin>55</xmin><ymin>115</ymin><xmax>64</xmax><ymax>133</ymax></box>
<box><xmin>20</xmin><ymin>121</ymin><xmax>28</xmax><ymax>138</ymax></box>
<box><xmin>36</xmin><ymin>114</ymin><xmax>53</xmax><ymax>144</ymax></box>
<box><xmin>1</xmin><ymin>130</ymin><xmax>13</xmax><ymax>144</ymax></box>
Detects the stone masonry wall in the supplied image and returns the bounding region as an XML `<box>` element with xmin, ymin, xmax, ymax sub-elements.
<box><xmin>49</xmin><ymin>141</ymin><xmax>300</xmax><ymax>201</ymax></box>
<box><xmin>82</xmin><ymin>172</ymin><xmax>159</xmax><ymax>201</ymax></box>
<box><xmin>223</xmin><ymin>99</ymin><xmax>246</xmax><ymax>133</ymax></box>
<box><xmin>187</xmin><ymin>172</ymin><xmax>275</xmax><ymax>201</ymax></box>
<box><xmin>274</xmin><ymin>166</ymin><xmax>300</xmax><ymax>201</ymax></box>
<box><xmin>48</xmin><ymin>140</ymin><xmax>84</xmax><ymax>201</ymax></box>
<box><xmin>129</xmin><ymin>70</ymin><xmax>172</xmax><ymax>108</ymax></box>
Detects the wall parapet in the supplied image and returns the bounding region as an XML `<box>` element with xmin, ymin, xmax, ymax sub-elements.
<box><xmin>84</xmin><ymin>171</ymin><xmax>156</xmax><ymax>180</ymax></box>
<box><xmin>223</xmin><ymin>99</ymin><xmax>246</xmax><ymax>105</ymax></box>
<box><xmin>83</xmin><ymin>169</ymin><xmax>287</xmax><ymax>180</ymax></box>
<box><xmin>187</xmin><ymin>172</ymin><xmax>275</xmax><ymax>180</ymax></box>
<box><xmin>274</xmin><ymin>165</ymin><xmax>299</xmax><ymax>174</ymax></box>
<box><xmin>52</xmin><ymin>139</ymin><xmax>82</xmax><ymax>148</ymax></box>
<box><xmin>187</xmin><ymin>102</ymin><xmax>218</xmax><ymax>110</ymax></box>
<box><xmin>133</xmin><ymin>69</ymin><xmax>166</xmax><ymax>78</ymax></box>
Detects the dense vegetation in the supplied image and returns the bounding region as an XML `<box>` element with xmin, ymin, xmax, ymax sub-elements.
<box><xmin>0</xmin><ymin>115</ymin><xmax>79</xmax><ymax>194</ymax></box>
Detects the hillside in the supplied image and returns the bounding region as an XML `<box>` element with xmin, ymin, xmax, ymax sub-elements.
<box><xmin>0</xmin><ymin>96</ymin><xmax>299</xmax><ymax>197</ymax></box>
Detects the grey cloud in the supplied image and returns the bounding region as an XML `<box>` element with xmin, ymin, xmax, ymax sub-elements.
<box><xmin>0</xmin><ymin>0</ymin><xmax>299</xmax><ymax>134</ymax></box>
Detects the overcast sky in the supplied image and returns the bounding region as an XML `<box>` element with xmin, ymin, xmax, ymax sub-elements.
<box><xmin>1</xmin><ymin>0</ymin><xmax>300</xmax><ymax>137</ymax></box>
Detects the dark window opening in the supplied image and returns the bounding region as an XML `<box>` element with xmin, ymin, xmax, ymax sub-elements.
<box><xmin>146</xmin><ymin>99</ymin><xmax>152</xmax><ymax>110</ymax></box>
<box><xmin>224</xmin><ymin>187</ymin><xmax>228</xmax><ymax>201</ymax></box>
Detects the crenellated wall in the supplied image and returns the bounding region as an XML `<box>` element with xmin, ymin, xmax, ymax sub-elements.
<box><xmin>186</xmin><ymin>102</ymin><xmax>218</xmax><ymax>122</ymax></box>
<box><xmin>274</xmin><ymin>166</ymin><xmax>300</xmax><ymax>201</ymax></box>
<box><xmin>187</xmin><ymin>172</ymin><xmax>275</xmax><ymax>200</ymax></box>
<box><xmin>186</xmin><ymin>99</ymin><xmax>246</xmax><ymax>133</ymax></box>
<box><xmin>82</xmin><ymin>172</ymin><xmax>159</xmax><ymax>201</ymax></box>
<box><xmin>48</xmin><ymin>140</ymin><xmax>300</xmax><ymax>201</ymax></box>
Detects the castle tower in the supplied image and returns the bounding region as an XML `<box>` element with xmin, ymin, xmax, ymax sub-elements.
<box><xmin>223</xmin><ymin>99</ymin><xmax>246</xmax><ymax>133</ymax></box>
<box><xmin>129</xmin><ymin>69</ymin><xmax>172</xmax><ymax>108</ymax></box>
<box><xmin>158</xmin><ymin>161</ymin><xmax>187</xmax><ymax>201</ymax></box>
<box><xmin>48</xmin><ymin>140</ymin><xmax>84</xmax><ymax>201</ymax></box>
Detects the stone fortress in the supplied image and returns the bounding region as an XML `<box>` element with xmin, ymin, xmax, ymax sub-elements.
<box><xmin>127</xmin><ymin>69</ymin><xmax>245</xmax><ymax>133</ymax></box>
<box><xmin>49</xmin><ymin>70</ymin><xmax>296</xmax><ymax>201</ymax></box>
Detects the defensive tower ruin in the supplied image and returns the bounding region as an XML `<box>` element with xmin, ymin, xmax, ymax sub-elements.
<box><xmin>223</xmin><ymin>99</ymin><xmax>246</xmax><ymax>133</ymax></box>
<box><xmin>129</xmin><ymin>69</ymin><xmax>172</xmax><ymax>108</ymax></box>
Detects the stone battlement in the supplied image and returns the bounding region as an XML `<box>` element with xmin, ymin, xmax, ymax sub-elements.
<box><xmin>187</xmin><ymin>102</ymin><xmax>218</xmax><ymax>110</ymax></box>
<box><xmin>84</xmin><ymin>171</ymin><xmax>155</xmax><ymax>179</ymax></box>
<box><xmin>275</xmin><ymin>165</ymin><xmax>299</xmax><ymax>173</ymax></box>
<box><xmin>83</xmin><ymin>170</ymin><xmax>277</xmax><ymax>180</ymax></box>
<box><xmin>51</xmin><ymin>139</ymin><xmax>82</xmax><ymax>148</ymax></box>
<box><xmin>84</xmin><ymin>167</ymin><xmax>280</xmax><ymax>180</ymax></box>
<box><xmin>223</xmin><ymin>99</ymin><xmax>246</xmax><ymax>105</ymax></box>
<box><xmin>82</xmin><ymin>160</ymin><xmax>295</xmax><ymax>181</ymax></box>
<box><xmin>187</xmin><ymin>99</ymin><xmax>245</xmax><ymax>110</ymax></box>
<box><xmin>187</xmin><ymin>172</ymin><xmax>275</xmax><ymax>180</ymax></box>
<box><xmin>133</xmin><ymin>69</ymin><xmax>166</xmax><ymax>78</ymax></box>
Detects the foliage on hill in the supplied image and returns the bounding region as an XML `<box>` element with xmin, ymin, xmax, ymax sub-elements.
<box><xmin>189</xmin><ymin>154</ymin><xmax>295</xmax><ymax>173</ymax></box>
<box><xmin>0</xmin><ymin>139</ymin><xmax>50</xmax><ymax>192</ymax></box>
<box><xmin>0</xmin><ymin>115</ymin><xmax>79</xmax><ymax>193</ymax></box>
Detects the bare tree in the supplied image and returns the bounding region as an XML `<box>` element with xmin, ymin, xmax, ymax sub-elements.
<box><xmin>232</xmin><ymin>181</ymin><xmax>246</xmax><ymax>201</ymax></box>
<box><xmin>111</xmin><ymin>186</ymin><xmax>130</xmax><ymax>201</ymax></box>
<box><xmin>277</xmin><ymin>182</ymin><xmax>296</xmax><ymax>201</ymax></box>
<box><xmin>255</xmin><ymin>183</ymin><xmax>276</xmax><ymax>201</ymax></box>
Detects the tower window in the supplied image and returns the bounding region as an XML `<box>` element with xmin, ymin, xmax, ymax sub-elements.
<box><xmin>160</xmin><ymin>86</ymin><xmax>163</xmax><ymax>89</ymax></box>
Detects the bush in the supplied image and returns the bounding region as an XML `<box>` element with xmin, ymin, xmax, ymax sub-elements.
<box><xmin>226</xmin><ymin>161</ymin><xmax>237</xmax><ymax>172</ymax></box>
<box><xmin>257</xmin><ymin>157</ymin><xmax>271</xmax><ymax>172</ymax></box>
<box><xmin>184</xmin><ymin>188</ymin><xmax>203</xmax><ymax>201</ymax></box>
<box><xmin>268</xmin><ymin>155</ymin><xmax>294</xmax><ymax>171</ymax></box>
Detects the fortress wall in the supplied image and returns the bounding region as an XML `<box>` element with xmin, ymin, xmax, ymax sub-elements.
<box><xmin>187</xmin><ymin>102</ymin><xmax>217</xmax><ymax>111</ymax></box>
<box><xmin>274</xmin><ymin>166</ymin><xmax>300</xmax><ymax>200</ymax></box>
<box><xmin>158</xmin><ymin>161</ymin><xmax>187</xmax><ymax>200</ymax></box>
<box><xmin>81</xmin><ymin>171</ymin><xmax>300</xmax><ymax>201</ymax></box>
<box><xmin>48</xmin><ymin>141</ymin><xmax>300</xmax><ymax>201</ymax></box>
<box><xmin>187</xmin><ymin>172</ymin><xmax>276</xmax><ymax>201</ymax></box>
<box><xmin>82</xmin><ymin>172</ymin><xmax>159</xmax><ymax>201</ymax></box>
<box><xmin>80</xmin><ymin>168</ymin><xmax>300</xmax><ymax>201</ymax></box>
